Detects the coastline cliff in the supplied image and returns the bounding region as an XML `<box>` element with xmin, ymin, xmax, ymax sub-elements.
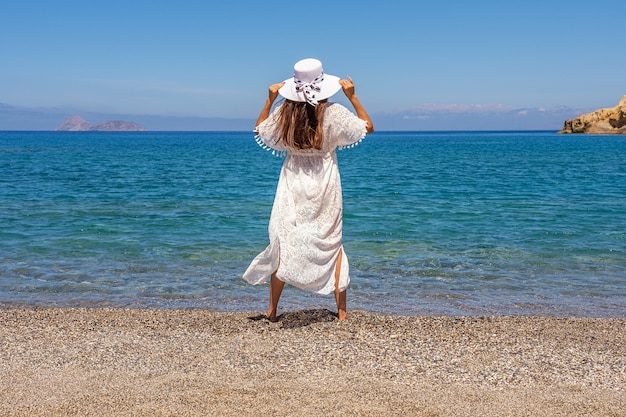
<box><xmin>55</xmin><ymin>116</ymin><xmax>147</xmax><ymax>132</ymax></box>
<box><xmin>559</xmin><ymin>96</ymin><xmax>626</xmax><ymax>134</ymax></box>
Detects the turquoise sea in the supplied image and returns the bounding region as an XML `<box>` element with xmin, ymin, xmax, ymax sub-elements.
<box><xmin>1</xmin><ymin>131</ymin><xmax>625</xmax><ymax>317</ymax></box>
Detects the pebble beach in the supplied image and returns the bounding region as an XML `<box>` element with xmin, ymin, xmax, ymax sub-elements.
<box><xmin>1</xmin><ymin>307</ymin><xmax>624</xmax><ymax>416</ymax></box>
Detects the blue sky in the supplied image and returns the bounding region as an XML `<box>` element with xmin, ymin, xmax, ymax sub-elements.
<box><xmin>1</xmin><ymin>0</ymin><xmax>624</xmax><ymax>130</ymax></box>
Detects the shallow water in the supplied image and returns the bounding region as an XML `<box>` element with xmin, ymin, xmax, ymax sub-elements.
<box><xmin>1</xmin><ymin>131</ymin><xmax>625</xmax><ymax>317</ymax></box>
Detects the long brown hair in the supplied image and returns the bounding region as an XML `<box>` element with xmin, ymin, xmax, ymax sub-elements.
<box><xmin>276</xmin><ymin>99</ymin><xmax>327</xmax><ymax>150</ymax></box>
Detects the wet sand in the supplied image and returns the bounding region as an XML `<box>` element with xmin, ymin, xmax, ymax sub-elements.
<box><xmin>1</xmin><ymin>307</ymin><xmax>624</xmax><ymax>416</ymax></box>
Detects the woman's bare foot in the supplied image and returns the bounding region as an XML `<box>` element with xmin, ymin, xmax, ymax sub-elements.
<box><xmin>266</xmin><ymin>311</ymin><xmax>279</xmax><ymax>322</ymax></box>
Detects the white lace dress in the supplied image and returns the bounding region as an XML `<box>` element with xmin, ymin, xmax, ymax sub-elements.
<box><xmin>243</xmin><ymin>102</ymin><xmax>368</xmax><ymax>294</ymax></box>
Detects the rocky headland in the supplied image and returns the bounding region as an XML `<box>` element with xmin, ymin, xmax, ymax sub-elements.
<box><xmin>559</xmin><ymin>95</ymin><xmax>626</xmax><ymax>134</ymax></box>
<box><xmin>55</xmin><ymin>116</ymin><xmax>147</xmax><ymax>132</ymax></box>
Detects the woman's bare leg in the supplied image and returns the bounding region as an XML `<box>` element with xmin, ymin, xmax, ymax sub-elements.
<box><xmin>334</xmin><ymin>249</ymin><xmax>347</xmax><ymax>320</ymax></box>
<box><xmin>267</xmin><ymin>272</ymin><xmax>285</xmax><ymax>322</ymax></box>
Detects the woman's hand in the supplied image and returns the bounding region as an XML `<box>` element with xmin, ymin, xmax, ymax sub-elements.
<box><xmin>339</xmin><ymin>76</ymin><xmax>356</xmax><ymax>99</ymax></box>
<box><xmin>268</xmin><ymin>82</ymin><xmax>285</xmax><ymax>102</ymax></box>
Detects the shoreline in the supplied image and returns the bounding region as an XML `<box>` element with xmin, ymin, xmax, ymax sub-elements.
<box><xmin>1</xmin><ymin>307</ymin><xmax>625</xmax><ymax>416</ymax></box>
<box><xmin>1</xmin><ymin>298</ymin><xmax>624</xmax><ymax>320</ymax></box>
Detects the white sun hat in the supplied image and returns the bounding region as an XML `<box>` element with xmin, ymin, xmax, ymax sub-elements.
<box><xmin>278</xmin><ymin>58</ymin><xmax>341</xmax><ymax>106</ymax></box>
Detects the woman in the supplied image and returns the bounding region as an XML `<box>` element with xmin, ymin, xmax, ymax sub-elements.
<box><xmin>243</xmin><ymin>58</ymin><xmax>374</xmax><ymax>321</ymax></box>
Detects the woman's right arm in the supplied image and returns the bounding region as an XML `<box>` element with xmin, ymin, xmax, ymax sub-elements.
<box><xmin>255</xmin><ymin>82</ymin><xmax>284</xmax><ymax>128</ymax></box>
<box><xmin>339</xmin><ymin>76</ymin><xmax>374</xmax><ymax>134</ymax></box>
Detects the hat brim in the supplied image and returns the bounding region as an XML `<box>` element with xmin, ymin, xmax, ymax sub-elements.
<box><xmin>278</xmin><ymin>74</ymin><xmax>342</xmax><ymax>103</ymax></box>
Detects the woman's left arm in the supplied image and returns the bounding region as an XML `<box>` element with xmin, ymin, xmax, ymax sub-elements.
<box><xmin>255</xmin><ymin>82</ymin><xmax>284</xmax><ymax>127</ymax></box>
<box><xmin>339</xmin><ymin>76</ymin><xmax>374</xmax><ymax>134</ymax></box>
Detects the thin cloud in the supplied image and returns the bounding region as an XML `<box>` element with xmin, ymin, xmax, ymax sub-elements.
<box><xmin>396</xmin><ymin>103</ymin><xmax>515</xmax><ymax>114</ymax></box>
<box><xmin>385</xmin><ymin>103</ymin><xmax>588</xmax><ymax>118</ymax></box>
<box><xmin>372</xmin><ymin>104</ymin><xmax>589</xmax><ymax>130</ymax></box>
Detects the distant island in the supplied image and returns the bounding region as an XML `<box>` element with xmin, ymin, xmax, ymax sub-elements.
<box><xmin>55</xmin><ymin>116</ymin><xmax>147</xmax><ymax>132</ymax></box>
<box><xmin>559</xmin><ymin>95</ymin><xmax>626</xmax><ymax>134</ymax></box>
